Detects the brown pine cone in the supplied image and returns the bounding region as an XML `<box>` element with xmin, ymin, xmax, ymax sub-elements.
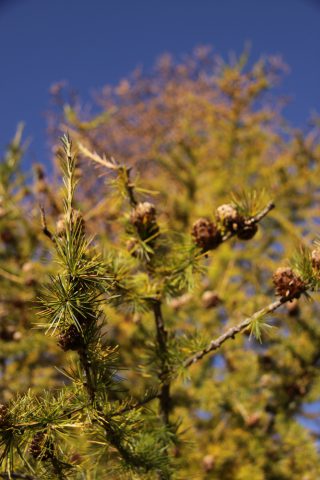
<box><xmin>0</xmin><ymin>326</ymin><xmax>21</xmax><ymax>342</ymax></box>
<box><xmin>0</xmin><ymin>404</ymin><xmax>9</xmax><ymax>427</ymax></box>
<box><xmin>34</xmin><ymin>164</ymin><xmax>46</xmax><ymax>181</ymax></box>
<box><xmin>130</xmin><ymin>202</ymin><xmax>159</xmax><ymax>240</ymax></box>
<box><xmin>312</xmin><ymin>249</ymin><xmax>320</xmax><ymax>271</ymax></box>
<box><xmin>131</xmin><ymin>202</ymin><xmax>156</xmax><ymax>224</ymax></box>
<box><xmin>245</xmin><ymin>412</ymin><xmax>262</xmax><ymax>428</ymax></box>
<box><xmin>202</xmin><ymin>291</ymin><xmax>221</xmax><ymax>309</ymax></box>
<box><xmin>192</xmin><ymin>218</ymin><xmax>222</xmax><ymax>251</ymax></box>
<box><xmin>29</xmin><ymin>432</ymin><xmax>45</xmax><ymax>459</ymax></box>
<box><xmin>169</xmin><ymin>293</ymin><xmax>192</xmax><ymax>311</ymax></box>
<box><xmin>30</xmin><ymin>432</ymin><xmax>54</xmax><ymax>461</ymax></box>
<box><xmin>273</xmin><ymin>267</ymin><xmax>306</xmax><ymax>300</ymax></box>
<box><xmin>216</xmin><ymin>204</ymin><xmax>244</xmax><ymax>232</ymax></box>
<box><xmin>203</xmin><ymin>454</ymin><xmax>215</xmax><ymax>472</ymax></box>
<box><xmin>237</xmin><ymin>223</ymin><xmax>258</xmax><ymax>240</ymax></box>
<box><xmin>58</xmin><ymin>324</ymin><xmax>84</xmax><ymax>351</ymax></box>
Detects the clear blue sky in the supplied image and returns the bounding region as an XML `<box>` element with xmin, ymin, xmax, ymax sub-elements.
<box><xmin>1</xmin><ymin>0</ymin><xmax>320</xmax><ymax>167</ymax></box>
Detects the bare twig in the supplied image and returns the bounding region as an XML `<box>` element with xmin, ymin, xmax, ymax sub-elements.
<box><xmin>79</xmin><ymin>351</ymin><xmax>96</xmax><ymax>403</ymax></box>
<box><xmin>245</xmin><ymin>201</ymin><xmax>275</xmax><ymax>225</ymax></box>
<box><xmin>39</xmin><ymin>205</ymin><xmax>55</xmax><ymax>243</ymax></box>
<box><xmin>184</xmin><ymin>296</ymin><xmax>287</xmax><ymax>368</ymax></box>
<box><xmin>121</xmin><ymin>166</ymin><xmax>138</xmax><ymax>207</ymax></box>
<box><xmin>78</xmin><ymin>143</ymin><xmax>138</xmax><ymax>207</ymax></box>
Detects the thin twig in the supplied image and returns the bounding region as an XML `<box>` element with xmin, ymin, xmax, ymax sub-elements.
<box><xmin>39</xmin><ymin>205</ymin><xmax>55</xmax><ymax>243</ymax></box>
<box><xmin>184</xmin><ymin>296</ymin><xmax>288</xmax><ymax>368</ymax></box>
<box><xmin>245</xmin><ymin>201</ymin><xmax>275</xmax><ymax>225</ymax></box>
<box><xmin>79</xmin><ymin>351</ymin><xmax>95</xmax><ymax>403</ymax></box>
<box><xmin>121</xmin><ymin>166</ymin><xmax>138</xmax><ymax>207</ymax></box>
<box><xmin>78</xmin><ymin>143</ymin><xmax>138</xmax><ymax>207</ymax></box>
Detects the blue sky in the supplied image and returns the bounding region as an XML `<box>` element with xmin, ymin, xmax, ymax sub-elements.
<box><xmin>1</xmin><ymin>0</ymin><xmax>319</xmax><ymax>167</ymax></box>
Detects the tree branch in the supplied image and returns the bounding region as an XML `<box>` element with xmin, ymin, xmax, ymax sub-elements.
<box><xmin>246</xmin><ymin>201</ymin><xmax>275</xmax><ymax>225</ymax></box>
<box><xmin>184</xmin><ymin>297</ymin><xmax>287</xmax><ymax>368</ymax></box>
<box><xmin>153</xmin><ymin>300</ymin><xmax>171</xmax><ymax>426</ymax></box>
<box><xmin>39</xmin><ymin>205</ymin><xmax>55</xmax><ymax>243</ymax></box>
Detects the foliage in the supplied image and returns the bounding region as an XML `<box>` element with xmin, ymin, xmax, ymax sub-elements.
<box><xmin>1</xmin><ymin>48</ymin><xmax>320</xmax><ymax>479</ymax></box>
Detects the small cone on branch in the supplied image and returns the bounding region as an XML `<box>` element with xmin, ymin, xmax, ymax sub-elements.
<box><xmin>311</xmin><ymin>249</ymin><xmax>320</xmax><ymax>272</ymax></box>
<box><xmin>273</xmin><ymin>267</ymin><xmax>306</xmax><ymax>300</ymax></box>
<box><xmin>216</xmin><ymin>204</ymin><xmax>244</xmax><ymax>232</ymax></box>
<box><xmin>22</xmin><ymin>261</ymin><xmax>34</xmax><ymax>274</ymax></box>
<box><xmin>0</xmin><ymin>404</ymin><xmax>9</xmax><ymax>427</ymax></box>
<box><xmin>130</xmin><ymin>202</ymin><xmax>156</xmax><ymax>225</ymax></box>
<box><xmin>30</xmin><ymin>432</ymin><xmax>54</xmax><ymax>461</ymax></box>
<box><xmin>202</xmin><ymin>291</ymin><xmax>221</xmax><ymax>309</ymax></box>
<box><xmin>34</xmin><ymin>164</ymin><xmax>46</xmax><ymax>181</ymax></box>
<box><xmin>30</xmin><ymin>432</ymin><xmax>45</xmax><ymax>459</ymax></box>
<box><xmin>70</xmin><ymin>452</ymin><xmax>82</xmax><ymax>464</ymax></box>
<box><xmin>245</xmin><ymin>412</ymin><xmax>261</xmax><ymax>428</ymax></box>
<box><xmin>237</xmin><ymin>223</ymin><xmax>258</xmax><ymax>240</ymax></box>
<box><xmin>192</xmin><ymin>218</ymin><xmax>222</xmax><ymax>251</ymax></box>
<box><xmin>169</xmin><ymin>293</ymin><xmax>192</xmax><ymax>311</ymax></box>
<box><xmin>130</xmin><ymin>202</ymin><xmax>159</xmax><ymax>239</ymax></box>
<box><xmin>34</xmin><ymin>164</ymin><xmax>47</xmax><ymax>194</ymax></box>
<box><xmin>1</xmin><ymin>229</ymin><xmax>14</xmax><ymax>244</ymax></box>
<box><xmin>22</xmin><ymin>261</ymin><xmax>36</xmax><ymax>287</ymax></box>
<box><xmin>203</xmin><ymin>454</ymin><xmax>215</xmax><ymax>472</ymax></box>
<box><xmin>58</xmin><ymin>324</ymin><xmax>84</xmax><ymax>351</ymax></box>
<box><xmin>0</xmin><ymin>325</ymin><xmax>21</xmax><ymax>342</ymax></box>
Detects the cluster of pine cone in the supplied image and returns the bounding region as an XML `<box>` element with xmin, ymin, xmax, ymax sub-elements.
<box><xmin>192</xmin><ymin>203</ymin><xmax>258</xmax><ymax>252</ymax></box>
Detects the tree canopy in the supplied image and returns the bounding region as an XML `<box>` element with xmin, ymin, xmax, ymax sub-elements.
<box><xmin>1</xmin><ymin>48</ymin><xmax>320</xmax><ymax>479</ymax></box>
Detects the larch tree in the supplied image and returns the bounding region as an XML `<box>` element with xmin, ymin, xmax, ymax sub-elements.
<box><xmin>1</xmin><ymin>47</ymin><xmax>320</xmax><ymax>479</ymax></box>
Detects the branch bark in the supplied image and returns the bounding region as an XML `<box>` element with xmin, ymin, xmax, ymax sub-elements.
<box><xmin>153</xmin><ymin>300</ymin><xmax>171</xmax><ymax>426</ymax></box>
<box><xmin>184</xmin><ymin>297</ymin><xmax>287</xmax><ymax>368</ymax></box>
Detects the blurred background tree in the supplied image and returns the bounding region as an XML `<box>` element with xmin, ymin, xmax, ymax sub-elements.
<box><xmin>1</xmin><ymin>49</ymin><xmax>320</xmax><ymax>479</ymax></box>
